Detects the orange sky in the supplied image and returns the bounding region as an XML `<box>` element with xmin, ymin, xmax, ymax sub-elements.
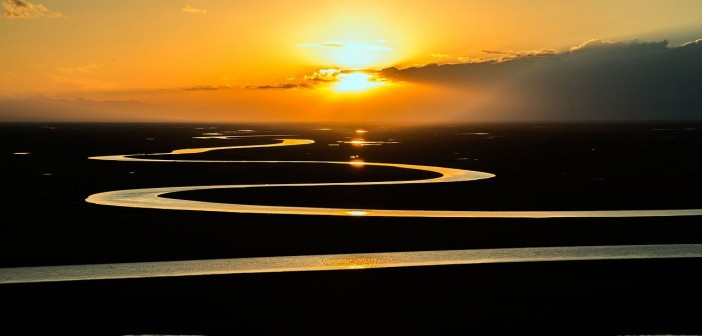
<box><xmin>2</xmin><ymin>0</ymin><xmax>702</xmax><ymax>123</ymax></box>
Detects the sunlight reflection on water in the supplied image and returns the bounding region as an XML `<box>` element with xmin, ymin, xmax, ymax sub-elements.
<box><xmin>62</xmin><ymin>132</ymin><xmax>702</xmax><ymax>285</ymax></box>
<box><xmin>345</xmin><ymin>211</ymin><xmax>369</xmax><ymax>216</ymax></box>
<box><xmin>344</xmin><ymin>140</ymin><xmax>400</xmax><ymax>146</ymax></box>
<box><xmin>86</xmin><ymin>140</ymin><xmax>702</xmax><ymax>218</ymax></box>
<box><xmin>2</xmin><ymin>245</ymin><xmax>700</xmax><ymax>284</ymax></box>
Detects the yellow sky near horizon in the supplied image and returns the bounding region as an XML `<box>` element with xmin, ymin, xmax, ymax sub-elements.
<box><xmin>2</xmin><ymin>0</ymin><xmax>702</xmax><ymax>123</ymax></box>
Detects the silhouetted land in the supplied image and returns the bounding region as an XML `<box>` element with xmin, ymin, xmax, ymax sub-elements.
<box><xmin>1</xmin><ymin>121</ymin><xmax>701</xmax><ymax>335</ymax></box>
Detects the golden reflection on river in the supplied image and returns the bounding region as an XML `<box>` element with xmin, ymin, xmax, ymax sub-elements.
<box><xmin>0</xmin><ymin>133</ymin><xmax>679</xmax><ymax>284</ymax></box>
<box><xmin>2</xmin><ymin>244</ymin><xmax>701</xmax><ymax>284</ymax></box>
<box><xmin>86</xmin><ymin>136</ymin><xmax>702</xmax><ymax>218</ymax></box>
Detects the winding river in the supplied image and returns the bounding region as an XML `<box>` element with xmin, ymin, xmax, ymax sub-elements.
<box><xmin>86</xmin><ymin>137</ymin><xmax>702</xmax><ymax>218</ymax></box>
<box><xmin>2</xmin><ymin>134</ymin><xmax>701</xmax><ymax>284</ymax></box>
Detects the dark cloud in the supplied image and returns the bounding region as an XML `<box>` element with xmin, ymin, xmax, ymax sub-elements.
<box><xmin>379</xmin><ymin>38</ymin><xmax>702</xmax><ymax>121</ymax></box>
<box><xmin>2</xmin><ymin>0</ymin><xmax>62</xmax><ymax>18</ymax></box>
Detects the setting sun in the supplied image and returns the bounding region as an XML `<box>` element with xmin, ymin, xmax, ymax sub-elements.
<box><xmin>333</xmin><ymin>73</ymin><xmax>383</xmax><ymax>93</ymax></box>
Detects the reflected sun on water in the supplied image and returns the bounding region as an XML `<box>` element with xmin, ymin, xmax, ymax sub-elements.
<box><xmin>345</xmin><ymin>211</ymin><xmax>369</xmax><ymax>216</ymax></box>
<box><xmin>349</xmin><ymin>159</ymin><xmax>366</xmax><ymax>167</ymax></box>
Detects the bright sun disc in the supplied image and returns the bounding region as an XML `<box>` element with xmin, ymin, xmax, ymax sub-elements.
<box><xmin>333</xmin><ymin>73</ymin><xmax>383</xmax><ymax>93</ymax></box>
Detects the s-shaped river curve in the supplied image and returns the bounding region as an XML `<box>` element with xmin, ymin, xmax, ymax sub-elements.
<box><xmin>86</xmin><ymin>137</ymin><xmax>702</xmax><ymax>218</ymax></box>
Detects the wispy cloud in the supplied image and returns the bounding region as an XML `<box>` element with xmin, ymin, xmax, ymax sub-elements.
<box><xmin>246</xmin><ymin>69</ymin><xmax>381</xmax><ymax>91</ymax></box>
<box><xmin>181</xmin><ymin>4</ymin><xmax>206</xmax><ymax>14</ymax></box>
<box><xmin>2</xmin><ymin>0</ymin><xmax>62</xmax><ymax>18</ymax></box>
<box><xmin>181</xmin><ymin>83</ymin><xmax>308</xmax><ymax>91</ymax></box>
<box><xmin>456</xmin><ymin>57</ymin><xmax>486</xmax><ymax>64</ymax></box>
<box><xmin>248</xmin><ymin>83</ymin><xmax>309</xmax><ymax>90</ymax></box>
<box><xmin>183</xmin><ymin>85</ymin><xmax>229</xmax><ymax>91</ymax></box>
<box><xmin>431</xmin><ymin>53</ymin><xmax>451</xmax><ymax>58</ymax></box>
<box><xmin>56</xmin><ymin>64</ymin><xmax>98</xmax><ymax>75</ymax></box>
<box><xmin>296</xmin><ymin>40</ymin><xmax>392</xmax><ymax>51</ymax></box>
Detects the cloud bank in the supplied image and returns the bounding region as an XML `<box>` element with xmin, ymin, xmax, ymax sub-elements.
<box><xmin>379</xmin><ymin>38</ymin><xmax>702</xmax><ymax>121</ymax></box>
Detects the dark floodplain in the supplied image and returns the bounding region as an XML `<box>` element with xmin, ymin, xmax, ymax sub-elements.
<box><xmin>2</xmin><ymin>121</ymin><xmax>702</xmax><ymax>335</ymax></box>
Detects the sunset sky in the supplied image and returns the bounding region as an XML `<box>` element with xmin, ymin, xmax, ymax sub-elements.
<box><xmin>2</xmin><ymin>0</ymin><xmax>702</xmax><ymax>123</ymax></box>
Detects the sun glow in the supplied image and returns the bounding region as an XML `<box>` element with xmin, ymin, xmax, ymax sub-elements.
<box><xmin>298</xmin><ymin>41</ymin><xmax>393</xmax><ymax>69</ymax></box>
<box><xmin>333</xmin><ymin>73</ymin><xmax>383</xmax><ymax>93</ymax></box>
